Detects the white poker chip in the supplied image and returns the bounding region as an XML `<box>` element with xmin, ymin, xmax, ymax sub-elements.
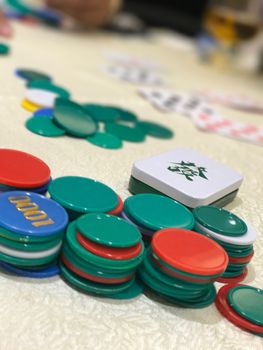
<box><xmin>195</xmin><ymin>221</ymin><xmax>257</xmax><ymax>246</ymax></box>
<box><xmin>25</xmin><ymin>89</ymin><xmax>58</xmax><ymax>108</ymax></box>
<box><xmin>0</xmin><ymin>242</ymin><xmax>62</xmax><ymax>259</ymax></box>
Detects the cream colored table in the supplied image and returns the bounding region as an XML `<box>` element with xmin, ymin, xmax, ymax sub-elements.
<box><xmin>0</xmin><ymin>22</ymin><xmax>262</xmax><ymax>350</ymax></box>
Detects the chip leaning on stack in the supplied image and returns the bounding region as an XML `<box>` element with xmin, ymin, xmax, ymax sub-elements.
<box><xmin>60</xmin><ymin>213</ymin><xmax>145</xmax><ymax>299</ymax></box>
<box><xmin>0</xmin><ymin>191</ymin><xmax>68</xmax><ymax>278</ymax></box>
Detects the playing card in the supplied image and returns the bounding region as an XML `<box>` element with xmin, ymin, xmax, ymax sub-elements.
<box><xmin>198</xmin><ymin>90</ymin><xmax>263</xmax><ymax>113</ymax></box>
<box><xmin>103</xmin><ymin>65</ymin><xmax>164</xmax><ymax>85</ymax></box>
<box><xmin>192</xmin><ymin>110</ymin><xmax>263</xmax><ymax>146</ymax></box>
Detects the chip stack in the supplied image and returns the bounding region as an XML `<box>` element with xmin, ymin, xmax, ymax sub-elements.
<box><xmin>48</xmin><ymin>176</ymin><xmax>123</xmax><ymax>220</ymax></box>
<box><xmin>216</xmin><ymin>284</ymin><xmax>263</xmax><ymax>336</ymax></box>
<box><xmin>0</xmin><ymin>191</ymin><xmax>68</xmax><ymax>278</ymax></box>
<box><xmin>122</xmin><ymin>194</ymin><xmax>194</xmax><ymax>241</ymax></box>
<box><xmin>138</xmin><ymin>228</ymin><xmax>228</xmax><ymax>308</ymax></box>
<box><xmin>60</xmin><ymin>213</ymin><xmax>145</xmax><ymax>299</ymax></box>
<box><xmin>0</xmin><ymin>149</ymin><xmax>51</xmax><ymax>195</ymax></box>
<box><xmin>193</xmin><ymin>206</ymin><xmax>257</xmax><ymax>283</ymax></box>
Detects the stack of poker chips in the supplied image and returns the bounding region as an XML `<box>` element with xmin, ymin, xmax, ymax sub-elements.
<box><xmin>48</xmin><ymin>176</ymin><xmax>123</xmax><ymax>220</ymax></box>
<box><xmin>216</xmin><ymin>284</ymin><xmax>263</xmax><ymax>336</ymax></box>
<box><xmin>193</xmin><ymin>206</ymin><xmax>257</xmax><ymax>283</ymax></box>
<box><xmin>122</xmin><ymin>194</ymin><xmax>194</xmax><ymax>241</ymax></box>
<box><xmin>0</xmin><ymin>191</ymin><xmax>68</xmax><ymax>278</ymax></box>
<box><xmin>138</xmin><ymin>228</ymin><xmax>229</xmax><ymax>308</ymax></box>
<box><xmin>60</xmin><ymin>213</ymin><xmax>145</xmax><ymax>299</ymax></box>
<box><xmin>0</xmin><ymin>149</ymin><xmax>51</xmax><ymax>195</ymax></box>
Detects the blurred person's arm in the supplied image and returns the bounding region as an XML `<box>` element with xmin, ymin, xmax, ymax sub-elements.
<box><xmin>0</xmin><ymin>10</ymin><xmax>13</xmax><ymax>37</ymax></box>
<box><xmin>46</xmin><ymin>0</ymin><xmax>122</xmax><ymax>28</ymax></box>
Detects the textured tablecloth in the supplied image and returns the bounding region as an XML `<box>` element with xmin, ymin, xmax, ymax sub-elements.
<box><xmin>0</xmin><ymin>22</ymin><xmax>262</xmax><ymax>350</ymax></box>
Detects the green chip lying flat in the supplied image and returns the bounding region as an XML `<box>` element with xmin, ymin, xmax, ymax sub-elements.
<box><xmin>105</xmin><ymin>122</ymin><xmax>145</xmax><ymax>143</ymax></box>
<box><xmin>86</xmin><ymin>131</ymin><xmax>123</xmax><ymax>149</ymax></box>
<box><xmin>83</xmin><ymin>104</ymin><xmax>119</xmax><ymax>122</ymax></box>
<box><xmin>53</xmin><ymin>98</ymin><xmax>97</xmax><ymax>137</ymax></box>
<box><xmin>0</xmin><ymin>43</ymin><xmax>10</xmax><ymax>55</ymax></box>
<box><xmin>26</xmin><ymin>116</ymin><xmax>65</xmax><ymax>137</ymax></box>
<box><xmin>16</xmin><ymin>68</ymin><xmax>51</xmax><ymax>82</ymax></box>
<box><xmin>137</xmin><ymin>121</ymin><xmax>173</xmax><ymax>139</ymax></box>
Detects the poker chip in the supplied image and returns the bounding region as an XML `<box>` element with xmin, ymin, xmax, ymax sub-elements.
<box><xmin>26</xmin><ymin>116</ymin><xmax>66</xmax><ymax>137</ymax></box>
<box><xmin>0</xmin><ymin>43</ymin><xmax>10</xmax><ymax>55</ymax></box>
<box><xmin>0</xmin><ymin>261</ymin><xmax>60</xmax><ymax>278</ymax></box>
<box><xmin>193</xmin><ymin>206</ymin><xmax>247</xmax><ymax>236</ymax></box>
<box><xmin>193</xmin><ymin>206</ymin><xmax>257</xmax><ymax>283</ymax></box>
<box><xmin>22</xmin><ymin>99</ymin><xmax>42</xmax><ymax>113</ymax></box>
<box><xmin>33</xmin><ymin>108</ymin><xmax>53</xmax><ymax>118</ymax></box>
<box><xmin>60</xmin><ymin>214</ymin><xmax>144</xmax><ymax>299</ymax></box>
<box><xmin>216</xmin><ymin>284</ymin><xmax>263</xmax><ymax>336</ymax></box>
<box><xmin>137</xmin><ymin>121</ymin><xmax>174</xmax><ymax>139</ymax></box>
<box><xmin>107</xmin><ymin>195</ymin><xmax>124</xmax><ymax>216</ymax></box>
<box><xmin>27</xmin><ymin>80</ymin><xmax>70</xmax><ymax>98</ymax></box>
<box><xmin>86</xmin><ymin>132</ymin><xmax>123</xmax><ymax>150</ymax></box>
<box><xmin>105</xmin><ymin>123</ymin><xmax>145</xmax><ymax>143</ymax></box>
<box><xmin>53</xmin><ymin>98</ymin><xmax>97</xmax><ymax>137</ymax></box>
<box><xmin>77</xmin><ymin>213</ymin><xmax>141</xmax><ymax>248</ymax></box>
<box><xmin>83</xmin><ymin>104</ymin><xmax>120</xmax><ymax>122</ymax></box>
<box><xmin>16</xmin><ymin>69</ymin><xmax>51</xmax><ymax>82</ymax></box>
<box><xmin>0</xmin><ymin>149</ymin><xmax>51</xmax><ymax>191</ymax></box>
<box><xmin>0</xmin><ymin>190</ymin><xmax>68</xmax><ymax>277</ymax></box>
<box><xmin>25</xmin><ymin>88</ymin><xmax>58</xmax><ymax>108</ymax></box>
<box><xmin>48</xmin><ymin>176</ymin><xmax>119</xmax><ymax>219</ymax></box>
<box><xmin>123</xmin><ymin>194</ymin><xmax>194</xmax><ymax>238</ymax></box>
<box><xmin>138</xmin><ymin>228</ymin><xmax>227</xmax><ymax>308</ymax></box>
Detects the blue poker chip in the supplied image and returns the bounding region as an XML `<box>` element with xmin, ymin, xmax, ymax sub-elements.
<box><xmin>0</xmin><ymin>178</ymin><xmax>51</xmax><ymax>195</ymax></box>
<box><xmin>34</xmin><ymin>108</ymin><xmax>54</xmax><ymax>118</ymax></box>
<box><xmin>0</xmin><ymin>261</ymin><xmax>60</xmax><ymax>278</ymax></box>
<box><xmin>0</xmin><ymin>191</ymin><xmax>68</xmax><ymax>237</ymax></box>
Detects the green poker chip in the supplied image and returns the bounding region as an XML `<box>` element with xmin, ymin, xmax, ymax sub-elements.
<box><xmin>143</xmin><ymin>250</ymin><xmax>212</xmax><ymax>292</ymax></box>
<box><xmin>26</xmin><ymin>117</ymin><xmax>66</xmax><ymax>137</ymax></box>
<box><xmin>124</xmin><ymin>194</ymin><xmax>194</xmax><ymax>231</ymax></box>
<box><xmin>66</xmin><ymin>222</ymin><xmax>144</xmax><ymax>270</ymax></box>
<box><xmin>0</xmin><ymin>225</ymin><xmax>63</xmax><ymax>243</ymax></box>
<box><xmin>77</xmin><ymin>213</ymin><xmax>141</xmax><ymax>248</ymax></box>
<box><xmin>60</xmin><ymin>263</ymin><xmax>135</xmax><ymax>296</ymax></box>
<box><xmin>105</xmin><ymin>123</ymin><xmax>145</xmax><ymax>143</ymax></box>
<box><xmin>86</xmin><ymin>131</ymin><xmax>123</xmax><ymax>150</ymax></box>
<box><xmin>48</xmin><ymin>176</ymin><xmax>119</xmax><ymax>215</ymax></box>
<box><xmin>16</xmin><ymin>68</ymin><xmax>51</xmax><ymax>82</ymax></box>
<box><xmin>163</xmin><ymin>285</ymin><xmax>216</xmax><ymax>309</ymax></box>
<box><xmin>108</xmin><ymin>279</ymin><xmax>144</xmax><ymax>300</ymax></box>
<box><xmin>0</xmin><ymin>43</ymin><xmax>10</xmax><ymax>55</ymax></box>
<box><xmin>63</xmin><ymin>242</ymin><xmax>135</xmax><ymax>278</ymax></box>
<box><xmin>82</xmin><ymin>104</ymin><xmax>119</xmax><ymax>123</ymax></box>
<box><xmin>114</xmin><ymin>108</ymin><xmax>138</xmax><ymax>123</ymax></box>
<box><xmin>193</xmin><ymin>206</ymin><xmax>247</xmax><ymax>237</ymax></box>
<box><xmin>228</xmin><ymin>285</ymin><xmax>263</xmax><ymax>326</ymax></box>
<box><xmin>0</xmin><ymin>234</ymin><xmax>62</xmax><ymax>252</ymax></box>
<box><xmin>0</xmin><ymin>249</ymin><xmax>59</xmax><ymax>267</ymax></box>
<box><xmin>27</xmin><ymin>80</ymin><xmax>70</xmax><ymax>99</ymax></box>
<box><xmin>137</xmin><ymin>121</ymin><xmax>173</xmax><ymax>139</ymax></box>
<box><xmin>53</xmin><ymin>98</ymin><xmax>97</xmax><ymax>137</ymax></box>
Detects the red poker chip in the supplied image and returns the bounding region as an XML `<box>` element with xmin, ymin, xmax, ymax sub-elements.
<box><xmin>152</xmin><ymin>228</ymin><xmax>228</xmax><ymax>277</ymax></box>
<box><xmin>228</xmin><ymin>251</ymin><xmax>254</xmax><ymax>264</ymax></box>
<box><xmin>107</xmin><ymin>195</ymin><xmax>124</xmax><ymax>216</ymax></box>
<box><xmin>76</xmin><ymin>231</ymin><xmax>142</xmax><ymax>260</ymax></box>
<box><xmin>0</xmin><ymin>149</ymin><xmax>50</xmax><ymax>188</ymax></box>
<box><xmin>61</xmin><ymin>255</ymin><xmax>134</xmax><ymax>284</ymax></box>
<box><xmin>217</xmin><ymin>268</ymin><xmax>248</xmax><ymax>284</ymax></box>
<box><xmin>216</xmin><ymin>284</ymin><xmax>263</xmax><ymax>335</ymax></box>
